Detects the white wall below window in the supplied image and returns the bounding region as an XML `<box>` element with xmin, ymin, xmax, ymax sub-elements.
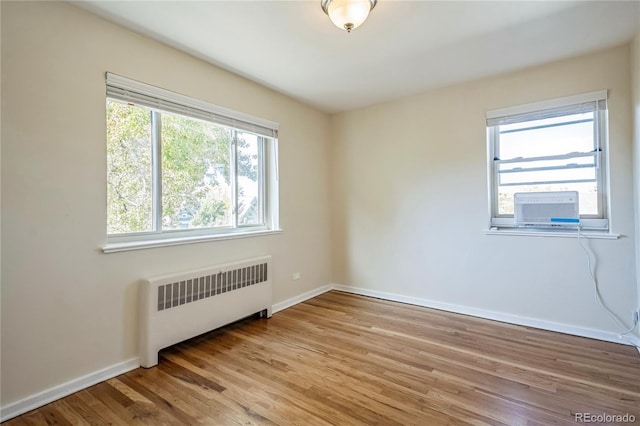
<box><xmin>633</xmin><ymin>15</ymin><xmax>640</xmax><ymax>327</ymax></box>
<box><xmin>330</xmin><ymin>45</ymin><xmax>638</xmax><ymax>339</ymax></box>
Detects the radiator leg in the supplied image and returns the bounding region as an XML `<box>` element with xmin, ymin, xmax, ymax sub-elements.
<box><xmin>140</xmin><ymin>350</ymin><xmax>159</xmax><ymax>368</ymax></box>
<box><xmin>261</xmin><ymin>307</ymin><xmax>272</xmax><ymax>318</ymax></box>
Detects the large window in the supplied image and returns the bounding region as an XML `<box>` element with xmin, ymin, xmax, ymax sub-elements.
<box><xmin>487</xmin><ymin>91</ymin><xmax>608</xmax><ymax>230</ymax></box>
<box><xmin>105</xmin><ymin>73</ymin><xmax>279</xmax><ymax>250</ymax></box>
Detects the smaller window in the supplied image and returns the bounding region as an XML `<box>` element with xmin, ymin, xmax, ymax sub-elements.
<box><xmin>487</xmin><ymin>91</ymin><xmax>609</xmax><ymax>230</ymax></box>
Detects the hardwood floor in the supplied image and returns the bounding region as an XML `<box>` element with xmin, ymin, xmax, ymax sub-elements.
<box><xmin>5</xmin><ymin>291</ymin><xmax>640</xmax><ymax>425</ymax></box>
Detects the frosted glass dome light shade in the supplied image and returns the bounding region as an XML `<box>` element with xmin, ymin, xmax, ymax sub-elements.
<box><xmin>321</xmin><ymin>0</ymin><xmax>377</xmax><ymax>33</ymax></box>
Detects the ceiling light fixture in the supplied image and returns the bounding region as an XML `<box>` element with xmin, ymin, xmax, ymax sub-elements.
<box><xmin>321</xmin><ymin>0</ymin><xmax>377</xmax><ymax>33</ymax></box>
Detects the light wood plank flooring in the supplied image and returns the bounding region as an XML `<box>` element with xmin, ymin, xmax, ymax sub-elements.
<box><xmin>5</xmin><ymin>291</ymin><xmax>640</xmax><ymax>425</ymax></box>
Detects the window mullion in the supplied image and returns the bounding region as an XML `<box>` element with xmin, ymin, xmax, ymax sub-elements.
<box><xmin>495</xmin><ymin>151</ymin><xmax>597</xmax><ymax>164</ymax></box>
<box><xmin>231</xmin><ymin>131</ymin><xmax>238</xmax><ymax>228</ymax></box>
<box><xmin>499</xmin><ymin>163</ymin><xmax>595</xmax><ymax>174</ymax></box>
<box><xmin>594</xmin><ymin>108</ymin><xmax>604</xmax><ymax>218</ymax></box>
<box><xmin>258</xmin><ymin>137</ymin><xmax>265</xmax><ymax>225</ymax></box>
<box><xmin>490</xmin><ymin>126</ymin><xmax>501</xmax><ymax>219</ymax></box>
<box><xmin>151</xmin><ymin>111</ymin><xmax>162</xmax><ymax>232</ymax></box>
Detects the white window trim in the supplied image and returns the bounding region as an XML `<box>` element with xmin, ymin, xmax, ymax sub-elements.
<box><xmin>103</xmin><ymin>229</ymin><xmax>284</xmax><ymax>253</ymax></box>
<box><xmin>103</xmin><ymin>73</ymin><xmax>280</xmax><ymax>252</ymax></box>
<box><xmin>484</xmin><ymin>228</ymin><xmax>619</xmax><ymax>239</ymax></box>
<box><xmin>486</xmin><ymin>90</ymin><xmax>612</xmax><ymax>234</ymax></box>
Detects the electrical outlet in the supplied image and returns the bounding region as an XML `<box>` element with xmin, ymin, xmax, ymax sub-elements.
<box><xmin>293</xmin><ymin>272</ymin><xmax>301</xmax><ymax>280</ymax></box>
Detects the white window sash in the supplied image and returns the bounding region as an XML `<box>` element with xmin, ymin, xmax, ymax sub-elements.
<box><xmin>486</xmin><ymin>91</ymin><xmax>609</xmax><ymax>230</ymax></box>
<box><xmin>106</xmin><ymin>77</ymin><xmax>280</xmax><ymax>241</ymax></box>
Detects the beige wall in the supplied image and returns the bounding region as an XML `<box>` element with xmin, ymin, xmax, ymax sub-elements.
<box><xmin>2</xmin><ymin>0</ymin><xmax>639</xmax><ymax>413</ymax></box>
<box><xmin>0</xmin><ymin>0</ymin><xmax>3</xmax><ymax>401</ymax></box>
<box><xmin>331</xmin><ymin>45</ymin><xmax>637</xmax><ymax>336</ymax></box>
<box><xmin>0</xmin><ymin>1</ymin><xmax>331</xmax><ymax>404</ymax></box>
<box><xmin>633</xmin><ymin>15</ymin><xmax>640</xmax><ymax>317</ymax></box>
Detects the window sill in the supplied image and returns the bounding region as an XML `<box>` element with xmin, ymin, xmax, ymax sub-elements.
<box><xmin>485</xmin><ymin>228</ymin><xmax>619</xmax><ymax>239</ymax></box>
<box><xmin>103</xmin><ymin>229</ymin><xmax>283</xmax><ymax>253</ymax></box>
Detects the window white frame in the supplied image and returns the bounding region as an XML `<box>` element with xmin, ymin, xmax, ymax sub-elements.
<box><xmin>487</xmin><ymin>90</ymin><xmax>609</xmax><ymax>231</ymax></box>
<box><xmin>104</xmin><ymin>73</ymin><xmax>280</xmax><ymax>252</ymax></box>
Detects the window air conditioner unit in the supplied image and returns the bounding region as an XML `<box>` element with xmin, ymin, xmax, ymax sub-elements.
<box><xmin>514</xmin><ymin>191</ymin><xmax>580</xmax><ymax>228</ymax></box>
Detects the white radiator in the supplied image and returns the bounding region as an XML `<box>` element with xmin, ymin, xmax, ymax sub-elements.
<box><xmin>139</xmin><ymin>255</ymin><xmax>272</xmax><ymax>368</ymax></box>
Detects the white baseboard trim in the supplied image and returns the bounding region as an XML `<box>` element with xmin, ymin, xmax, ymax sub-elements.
<box><xmin>2</xmin><ymin>282</ymin><xmax>636</xmax><ymax>422</ymax></box>
<box><xmin>272</xmin><ymin>284</ymin><xmax>333</xmax><ymax>314</ymax></box>
<box><xmin>0</xmin><ymin>357</ymin><xmax>140</xmax><ymax>422</ymax></box>
<box><xmin>1</xmin><ymin>285</ymin><xmax>334</xmax><ymax>422</ymax></box>
<box><xmin>332</xmin><ymin>284</ymin><xmax>638</xmax><ymax>348</ymax></box>
<box><xmin>623</xmin><ymin>334</ymin><xmax>640</xmax><ymax>354</ymax></box>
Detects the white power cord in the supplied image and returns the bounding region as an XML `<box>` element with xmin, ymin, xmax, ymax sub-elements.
<box><xmin>577</xmin><ymin>226</ymin><xmax>639</xmax><ymax>339</ymax></box>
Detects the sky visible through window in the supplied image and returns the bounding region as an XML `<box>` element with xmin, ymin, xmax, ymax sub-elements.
<box><xmin>497</xmin><ymin>112</ymin><xmax>598</xmax><ymax>215</ymax></box>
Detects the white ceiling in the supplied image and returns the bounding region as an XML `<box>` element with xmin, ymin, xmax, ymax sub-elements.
<box><xmin>73</xmin><ymin>1</ymin><xmax>639</xmax><ymax>113</ymax></box>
